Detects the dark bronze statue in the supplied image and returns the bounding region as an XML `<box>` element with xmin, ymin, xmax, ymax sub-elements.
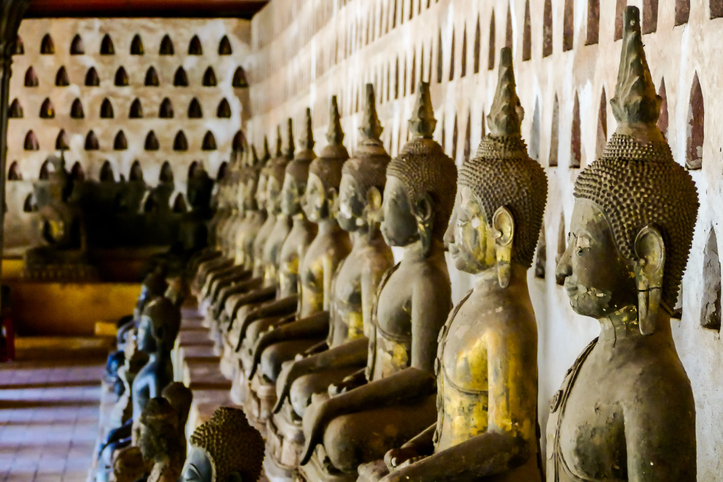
<box><xmin>364</xmin><ymin>47</ymin><xmax>547</xmax><ymax>482</ymax></box>
<box><xmin>138</xmin><ymin>397</ymin><xmax>184</xmax><ymax>482</ymax></box>
<box><xmin>266</xmin><ymin>84</ymin><xmax>394</xmax><ymax>480</ymax></box>
<box><xmin>549</xmin><ymin>7</ymin><xmax>698</xmax><ymax>481</ymax></box>
<box><xmin>299</xmin><ymin>82</ymin><xmax>456</xmax><ymax>481</ymax></box>
<box><xmin>180</xmin><ymin>407</ymin><xmax>264</xmax><ymax>482</ymax></box>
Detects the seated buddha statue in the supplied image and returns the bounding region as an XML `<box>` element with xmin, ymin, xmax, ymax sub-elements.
<box><xmin>23</xmin><ymin>153</ymin><xmax>97</xmax><ymax>281</ymax></box>
<box><xmin>299</xmin><ymin>81</ymin><xmax>456</xmax><ymax>481</ymax></box>
<box><xmin>138</xmin><ymin>397</ymin><xmax>184</xmax><ymax>482</ymax></box>
<box><xmin>180</xmin><ymin>407</ymin><xmax>264</xmax><ymax>482</ymax></box>
<box><xmin>241</xmin><ymin>96</ymin><xmax>353</xmax><ymax>434</ymax></box>
<box><xmin>265</xmin><ymin>84</ymin><xmax>395</xmax><ymax>481</ymax></box>
<box><xmin>363</xmin><ymin>46</ymin><xmax>547</xmax><ymax>482</ymax></box>
<box><xmin>548</xmin><ymin>8</ymin><xmax>697</xmax><ymax>481</ymax></box>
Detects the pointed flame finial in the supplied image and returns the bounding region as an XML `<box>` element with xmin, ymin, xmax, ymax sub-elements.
<box><xmin>610</xmin><ymin>6</ymin><xmax>663</xmax><ymax>142</ymax></box>
<box><xmin>299</xmin><ymin>108</ymin><xmax>315</xmax><ymax>151</ymax></box>
<box><xmin>360</xmin><ymin>84</ymin><xmax>383</xmax><ymax>142</ymax></box>
<box><xmin>408</xmin><ymin>82</ymin><xmax>436</xmax><ymax>139</ymax></box>
<box><xmin>275</xmin><ymin>125</ymin><xmax>283</xmax><ymax>157</ymax></box>
<box><xmin>285</xmin><ymin>117</ymin><xmax>295</xmax><ymax>160</ymax></box>
<box><xmin>326</xmin><ymin>96</ymin><xmax>344</xmax><ymax>146</ymax></box>
<box><xmin>487</xmin><ymin>47</ymin><xmax>523</xmax><ymax>137</ymax></box>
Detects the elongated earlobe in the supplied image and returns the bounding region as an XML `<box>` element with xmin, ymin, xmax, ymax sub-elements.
<box><xmin>416</xmin><ymin>194</ymin><xmax>434</xmax><ymax>257</ymax></box>
<box><xmin>634</xmin><ymin>225</ymin><xmax>665</xmax><ymax>335</ymax></box>
<box><xmin>327</xmin><ymin>188</ymin><xmax>339</xmax><ymax>219</ymax></box>
<box><xmin>365</xmin><ymin>186</ymin><xmax>383</xmax><ymax>237</ymax></box>
<box><xmin>492</xmin><ymin>206</ymin><xmax>514</xmax><ymax>288</ymax></box>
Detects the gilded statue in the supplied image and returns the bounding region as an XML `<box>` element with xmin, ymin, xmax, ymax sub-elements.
<box><xmin>180</xmin><ymin>407</ymin><xmax>265</xmax><ymax>482</ymax></box>
<box><xmin>299</xmin><ymin>82</ymin><xmax>456</xmax><ymax>481</ymax></box>
<box><xmin>363</xmin><ymin>47</ymin><xmax>547</xmax><ymax>482</ymax></box>
<box><xmin>266</xmin><ymin>84</ymin><xmax>394</xmax><ymax>480</ymax></box>
<box><xmin>548</xmin><ymin>7</ymin><xmax>697</xmax><ymax>481</ymax></box>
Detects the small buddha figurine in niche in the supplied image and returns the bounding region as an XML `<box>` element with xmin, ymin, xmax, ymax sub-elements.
<box><xmin>180</xmin><ymin>407</ymin><xmax>265</xmax><ymax>482</ymax></box>
<box><xmin>242</xmin><ymin>96</ymin><xmax>353</xmax><ymax>433</ymax></box>
<box><xmin>299</xmin><ymin>81</ymin><xmax>456</xmax><ymax>481</ymax></box>
<box><xmin>549</xmin><ymin>7</ymin><xmax>697</xmax><ymax>481</ymax></box>
<box><xmin>366</xmin><ymin>46</ymin><xmax>547</xmax><ymax>482</ymax></box>
<box><xmin>265</xmin><ymin>84</ymin><xmax>394</xmax><ymax>480</ymax></box>
<box><xmin>138</xmin><ymin>397</ymin><xmax>184</xmax><ymax>482</ymax></box>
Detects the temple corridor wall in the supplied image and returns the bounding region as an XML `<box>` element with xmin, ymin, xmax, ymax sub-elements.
<box><xmin>245</xmin><ymin>0</ymin><xmax>723</xmax><ymax>477</ymax></box>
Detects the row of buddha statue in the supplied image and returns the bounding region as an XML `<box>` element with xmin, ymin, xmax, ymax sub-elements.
<box><xmin>185</xmin><ymin>7</ymin><xmax>695</xmax><ymax>481</ymax></box>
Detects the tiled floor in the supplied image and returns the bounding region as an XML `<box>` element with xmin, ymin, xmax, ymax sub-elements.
<box><xmin>0</xmin><ymin>359</ymin><xmax>104</xmax><ymax>482</ymax></box>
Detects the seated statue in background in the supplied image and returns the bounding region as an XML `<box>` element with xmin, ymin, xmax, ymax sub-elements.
<box><xmin>138</xmin><ymin>397</ymin><xmax>185</xmax><ymax>482</ymax></box>
<box><xmin>241</xmin><ymin>96</ymin><xmax>353</xmax><ymax>435</ymax></box>
<box><xmin>265</xmin><ymin>84</ymin><xmax>395</xmax><ymax>481</ymax></box>
<box><xmin>180</xmin><ymin>407</ymin><xmax>265</xmax><ymax>482</ymax></box>
<box><xmin>366</xmin><ymin>46</ymin><xmax>547</xmax><ymax>482</ymax></box>
<box><xmin>549</xmin><ymin>8</ymin><xmax>698</xmax><ymax>481</ymax></box>
<box><xmin>299</xmin><ymin>82</ymin><xmax>456</xmax><ymax>481</ymax></box>
<box><xmin>23</xmin><ymin>153</ymin><xmax>97</xmax><ymax>281</ymax></box>
<box><xmin>160</xmin><ymin>382</ymin><xmax>193</xmax><ymax>457</ymax></box>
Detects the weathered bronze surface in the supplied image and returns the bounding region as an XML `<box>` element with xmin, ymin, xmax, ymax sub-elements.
<box><xmin>548</xmin><ymin>7</ymin><xmax>698</xmax><ymax>481</ymax></box>
<box><xmin>299</xmin><ymin>82</ymin><xmax>456</xmax><ymax>480</ymax></box>
<box><xmin>368</xmin><ymin>46</ymin><xmax>547</xmax><ymax>482</ymax></box>
<box><xmin>265</xmin><ymin>84</ymin><xmax>394</xmax><ymax>480</ymax></box>
<box><xmin>180</xmin><ymin>407</ymin><xmax>264</xmax><ymax>482</ymax></box>
<box><xmin>138</xmin><ymin>397</ymin><xmax>184</xmax><ymax>482</ymax></box>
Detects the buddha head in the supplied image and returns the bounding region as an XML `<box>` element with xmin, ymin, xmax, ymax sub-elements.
<box><xmin>135</xmin><ymin>267</ymin><xmax>168</xmax><ymax>319</ymax></box>
<box><xmin>136</xmin><ymin>297</ymin><xmax>181</xmax><ymax>354</ymax></box>
<box><xmin>110</xmin><ymin>446</ymin><xmax>146</xmax><ymax>482</ymax></box>
<box><xmin>187</xmin><ymin>165</ymin><xmax>214</xmax><ymax>212</ymax></box>
<box><xmin>181</xmin><ymin>407</ymin><xmax>264</xmax><ymax>482</ymax></box>
<box><xmin>162</xmin><ymin>382</ymin><xmax>193</xmax><ymax>432</ymax></box>
<box><xmin>338</xmin><ymin>84</ymin><xmax>391</xmax><ymax>233</ymax></box>
<box><xmin>382</xmin><ymin>82</ymin><xmax>457</xmax><ymax>255</ymax></box>
<box><xmin>263</xmin><ymin>123</ymin><xmax>293</xmax><ymax>216</ymax></box>
<box><xmin>282</xmin><ymin>108</ymin><xmax>317</xmax><ymax>216</ymax></box>
<box><xmin>445</xmin><ymin>48</ymin><xmax>547</xmax><ymax>287</ymax></box>
<box><xmin>555</xmin><ymin>6</ymin><xmax>698</xmax><ymax>334</ymax></box>
<box><xmin>304</xmin><ymin>96</ymin><xmax>350</xmax><ymax>223</ymax></box>
<box><xmin>138</xmin><ymin>397</ymin><xmax>179</xmax><ymax>462</ymax></box>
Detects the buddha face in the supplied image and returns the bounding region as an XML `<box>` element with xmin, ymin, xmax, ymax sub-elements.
<box><xmin>303</xmin><ymin>173</ymin><xmax>329</xmax><ymax>222</ymax></box>
<box><xmin>281</xmin><ymin>175</ymin><xmax>304</xmax><ymax>216</ymax></box>
<box><xmin>135</xmin><ymin>315</ymin><xmax>157</xmax><ymax>353</ymax></box>
<box><xmin>243</xmin><ymin>177</ymin><xmax>257</xmax><ymax>210</ymax></box>
<box><xmin>556</xmin><ymin>199</ymin><xmax>637</xmax><ymax>318</ymax></box>
<box><xmin>337</xmin><ymin>174</ymin><xmax>365</xmax><ymax>232</ymax></box>
<box><xmin>444</xmin><ymin>186</ymin><xmax>494</xmax><ymax>274</ymax></box>
<box><xmin>138</xmin><ymin>420</ymin><xmax>160</xmax><ymax>461</ymax></box>
<box><xmin>381</xmin><ymin>176</ymin><xmax>419</xmax><ymax>247</ymax></box>
<box><xmin>180</xmin><ymin>446</ymin><xmax>213</xmax><ymax>481</ymax></box>
<box><xmin>266</xmin><ymin>176</ymin><xmax>283</xmax><ymax>215</ymax></box>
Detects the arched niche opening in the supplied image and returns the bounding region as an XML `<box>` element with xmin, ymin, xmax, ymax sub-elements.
<box><xmin>13</xmin><ymin>36</ymin><xmax>24</xmax><ymax>55</ymax></box>
<box><xmin>596</xmin><ymin>87</ymin><xmax>608</xmax><ymax>159</ymax></box>
<box><xmin>530</xmin><ymin>98</ymin><xmax>541</xmax><ymax>160</ymax></box>
<box><xmin>202</xmin><ymin>67</ymin><xmax>217</xmax><ymax>87</ymax></box>
<box><xmin>202</xmin><ymin>132</ymin><xmax>217</xmax><ymax>151</ymax></box>
<box><xmin>145</xmin><ymin>66</ymin><xmax>160</xmax><ymax>86</ymax></box>
<box><xmin>160</xmin><ymin>34</ymin><xmax>174</xmax><ymax>55</ymax></box>
<box><xmin>70</xmin><ymin>162</ymin><xmax>85</xmax><ymax>181</ymax></box>
<box><xmin>614</xmin><ymin>0</ymin><xmax>626</xmax><ymax>40</ymax></box>
<box><xmin>160</xmin><ymin>98</ymin><xmax>174</xmax><ymax>118</ymax></box>
<box><xmin>686</xmin><ymin>73</ymin><xmax>703</xmax><ymax>170</ymax></box>
<box><xmin>114</xmin><ymin>131</ymin><xmax>128</xmax><ymax>151</ymax></box>
<box><xmin>174</xmin><ymin>131</ymin><xmax>188</xmax><ymax>151</ymax></box>
<box><xmin>115</xmin><ymin>67</ymin><xmax>129</xmax><ymax>87</ymax></box>
<box><xmin>40</xmin><ymin>98</ymin><xmax>55</xmax><ymax>119</ymax></box>
<box><xmin>586</xmin><ymin>0</ymin><xmax>600</xmax><ymax>45</ymax></box>
<box><xmin>643</xmin><ymin>0</ymin><xmax>658</xmax><ymax>33</ymax></box>
<box><xmin>143</xmin><ymin>194</ymin><xmax>157</xmax><ymax>214</ymax></box>
<box><xmin>55</xmin><ymin>67</ymin><xmax>70</xmax><ymax>87</ymax></box>
<box><xmin>657</xmin><ymin>78</ymin><xmax>668</xmax><ymax>137</ymax></box>
<box><xmin>174</xmin><ymin>67</ymin><xmax>189</xmax><ymax>87</ymax></box>
<box><xmin>85</xmin><ymin>67</ymin><xmax>100</xmax><ymax>87</ymax></box>
<box><xmin>555</xmin><ymin>212</ymin><xmax>566</xmax><ymax>285</ymax></box>
<box><xmin>8</xmin><ymin>162</ymin><xmax>21</xmax><ymax>181</ymax></box>
<box><xmin>460</xmin><ymin>25</ymin><xmax>468</xmax><ymax>78</ymax></box>
<box><xmin>9</xmin><ymin>98</ymin><xmax>23</xmax><ymax>118</ymax></box>
<box><xmin>145</xmin><ymin>131</ymin><xmax>160</xmax><ymax>151</ymax></box>
<box><xmin>505</xmin><ymin>4</ymin><xmax>513</xmax><ymax>48</ymax></box>
<box><xmin>129</xmin><ymin>161</ymin><xmax>144</xmax><ymax>182</ymax></box>
<box><xmin>436</xmin><ymin>29</ymin><xmax>443</xmax><ymax>83</ymax></box>
<box><xmin>473</xmin><ymin>15</ymin><xmax>481</xmax><ymax>73</ymax></box>
<box><xmin>85</xmin><ymin>131</ymin><xmax>99</xmax><ymax>151</ymax></box>
<box><xmin>100</xmin><ymin>34</ymin><xmax>115</xmax><ymax>55</ymax></box>
<box><xmin>463</xmin><ymin>111</ymin><xmax>471</xmax><ymax>163</ymax></box>
<box><xmin>543</xmin><ymin>0</ymin><xmax>553</xmax><ymax>57</ymax></box>
<box><xmin>701</xmin><ymin>227</ymin><xmax>721</xmax><ymax>330</ymax></box>
<box><xmin>23</xmin><ymin>193</ymin><xmax>37</xmax><ymax>213</ymax></box>
<box><xmin>70</xmin><ymin>34</ymin><xmax>84</xmax><ymax>55</ymax></box>
<box><xmin>233</xmin><ymin>131</ymin><xmax>245</xmax><ymax>151</ymax></box>
<box><xmin>535</xmin><ymin>228</ymin><xmax>547</xmax><ymax>279</ymax></box>
<box><xmin>488</xmin><ymin>10</ymin><xmax>496</xmax><ymax>70</ymax></box>
<box><xmin>159</xmin><ymin>162</ymin><xmax>174</xmax><ymax>183</ymax></box>
<box><xmin>549</xmin><ymin>94</ymin><xmax>560</xmax><ymax>166</ymax></box>
<box><xmin>219</xmin><ymin>35</ymin><xmax>232</xmax><ymax>55</ymax></box>
<box><xmin>676</xmin><ymin>0</ymin><xmax>690</xmax><ymax>25</ymax></box>
<box><xmin>233</xmin><ymin>67</ymin><xmax>248</xmax><ymax>88</ymax></box>
<box><xmin>570</xmin><ymin>92</ymin><xmax>581</xmax><ymax>168</ymax></box>
<box><xmin>41</xmin><ymin>34</ymin><xmax>55</xmax><ymax>55</ymax></box>
<box><xmin>130</xmin><ymin>34</ymin><xmax>144</xmax><ymax>55</ymax></box>
<box><xmin>448</xmin><ymin>29</ymin><xmax>456</xmax><ymax>81</ymax></box>
<box><xmin>216</xmin><ymin>161</ymin><xmax>229</xmax><ymax>181</ymax></box>
<box><xmin>451</xmin><ymin>114</ymin><xmax>459</xmax><ymax>160</ymax></box>
<box><xmin>172</xmin><ymin>193</ymin><xmax>187</xmax><ymax>213</ymax></box>
<box><xmin>56</xmin><ymin>129</ymin><xmax>69</xmax><ymax>150</ymax></box>
<box><xmin>101</xmin><ymin>98</ymin><xmax>114</xmax><ymax>119</ymax></box>
<box><xmin>39</xmin><ymin>160</ymin><xmax>51</xmax><ymax>180</ymax></box>
<box><xmin>188</xmin><ymin>98</ymin><xmax>203</xmax><ymax>118</ymax></box>
<box><xmin>130</xmin><ymin>99</ymin><xmax>143</xmax><ymax>119</ymax></box>
<box><xmin>25</xmin><ymin>67</ymin><xmax>38</xmax><ymax>87</ymax></box>
<box><xmin>100</xmin><ymin>161</ymin><xmax>115</xmax><ymax>182</ymax></box>
<box><xmin>187</xmin><ymin>161</ymin><xmax>201</xmax><ymax>179</ymax></box>
<box><xmin>563</xmin><ymin>0</ymin><xmax>574</xmax><ymax>51</ymax></box>
<box><xmin>217</xmin><ymin>99</ymin><xmax>232</xmax><ymax>118</ymax></box>
<box><xmin>523</xmin><ymin>0</ymin><xmax>532</xmax><ymax>60</ymax></box>
<box><xmin>188</xmin><ymin>35</ymin><xmax>203</xmax><ymax>55</ymax></box>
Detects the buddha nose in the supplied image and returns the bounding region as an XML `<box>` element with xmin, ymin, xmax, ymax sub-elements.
<box><xmin>555</xmin><ymin>245</ymin><xmax>572</xmax><ymax>286</ymax></box>
<box><xmin>443</xmin><ymin>213</ymin><xmax>456</xmax><ymax>248</ymax></box>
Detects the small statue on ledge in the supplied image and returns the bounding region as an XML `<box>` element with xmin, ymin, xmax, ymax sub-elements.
<box><xmin>138</xmin><ymin>397</ymin><xmax>185</xmax><ymax>482</ymax></box>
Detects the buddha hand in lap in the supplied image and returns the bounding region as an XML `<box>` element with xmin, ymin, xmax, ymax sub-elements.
<box><xmin>377</xmin><ymin>47</ymin><xmax>546</xmax><ymax>482</ymax></box>
<box><xmin>299</xmin><ymin>81</ymin><xmax>456</xmax><ymax>481</ymax></box>
<box><xmin>548</xmin><ymin>8</ymin><xmax>697</xmax><ymax>482</ymax></box>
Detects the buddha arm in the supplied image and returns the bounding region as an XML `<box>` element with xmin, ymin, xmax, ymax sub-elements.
<box><xmin>300</xmin><ymin>367</ymin><xmax>436</xmax><ymax>465</ymax></box>
<box><xmin>273</xmin><ymin>337</ymin><xmax>369</xmax><ymax>413</ymax></box>
<box><xmin>229</xmin><ymin>288</ymin><xmax>283</xmax><ymax>337</ymax></box>
<box><xmin>411</xmin><ymin>274</ymin><xmax>452</xmax><ymax>372</ymax></box>
<box><xmin>381</xmin><ymin>431</ymin><xmax>530</xmax><ymax>482</ymax></box>
<box><xmin>248</xmin><ymin>312</ymin><xmax>330</xmax><ymax>379</ymax></box>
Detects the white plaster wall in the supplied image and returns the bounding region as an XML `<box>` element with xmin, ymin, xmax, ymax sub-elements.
<box><xmin>246</xmin><ymin>0</ymin><xmax>723</xmax><ymax>478</ymax></box>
